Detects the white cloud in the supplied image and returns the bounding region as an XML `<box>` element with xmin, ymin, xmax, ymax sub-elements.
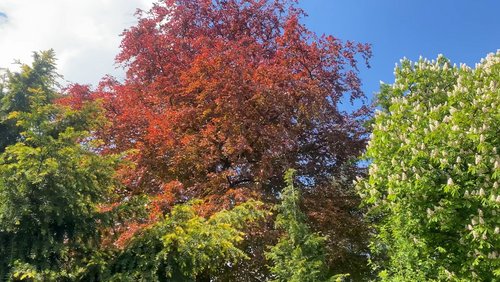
<box><xmin>0</xmin><ymin>0</ymin><xmax>154</xmax><ymax>85</ymax></box>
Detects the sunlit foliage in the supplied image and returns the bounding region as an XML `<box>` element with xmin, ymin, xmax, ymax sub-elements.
<box><xmin>358</xmin><ymin>52</ymin><xmax>500</xmax><ymax>281</ymax></box>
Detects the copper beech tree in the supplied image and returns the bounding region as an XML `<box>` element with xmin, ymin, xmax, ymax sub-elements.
<box><xmin>63</xmin><ymin>0</ymin><xmax>372</xmax><ymax>278</ymax></box>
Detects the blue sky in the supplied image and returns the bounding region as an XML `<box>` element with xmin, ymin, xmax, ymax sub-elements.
<box><xmin>299</xmin><ymin>0</ymin><xmax>500</xmax><ymax>102</ymax></box>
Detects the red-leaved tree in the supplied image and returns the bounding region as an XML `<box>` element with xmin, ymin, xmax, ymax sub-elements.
<box><xmin>63</xmin><ymin>0</ymin><xmax>372</xmax><ymax>279</ymax></box>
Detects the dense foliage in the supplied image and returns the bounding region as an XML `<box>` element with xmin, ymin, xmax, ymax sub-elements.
<box><xmin>62</xmin><ymin>0</ymin><xmax>372</xmax><ymax>278</ymax></box>
<box><xmin>0</xmin><ymin>51</ymin><xmax>119</xmax><ymax>280</ymax></box>
<box><xmin>0</xmin><ymin>51</ymin><xmax>58</xmax><ymax>152</ymax></box>
<box><xmin>105</xmin><ymin>200</ymin><xmax>266</xmax><ymax>281</ymax></box>
<box><xmin>1</xmin><ymin>50</ymin><xmax>345</xmax><ymax>281</ymax></box>
<box><xmin>2</xmin><ymin>1</ymin><xmax>497</xmax><ymax>282</ymax></box>
<box><xmin>358</xmin><ymin>52</ymin><xmax>500</xmax><ymax>281</ymax></box>
<box><xmin>0</xmin><ymin>54</ymin><xmax>270</xmax><ymax>282</ymax></box>
<box><xmin>98</xmin><ymin>0</ymin><xmax>371</xmax><ymax>204</ymax></box>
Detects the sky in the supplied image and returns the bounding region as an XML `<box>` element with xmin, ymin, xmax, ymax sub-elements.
<box><xmin>0</xmin><ymin>0</ymin><xmax>153</xmax><ymax>84</ymax></box>
<box><xmin>300</xmin><ymin>0</ymin><xmax>500</xmax><ymax>100</ymax></box>
<box><xmin>0</xmin><ymin>0</ymin><xmax>499</xmax><ymax>101</ymax></box>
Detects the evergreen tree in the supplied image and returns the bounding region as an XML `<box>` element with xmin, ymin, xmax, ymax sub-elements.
<box><xmin>0</xmin><ymin>51</ymin><xmax>119</xmax><ymax>280</ymax></box>
<box><xmin>0</xmin><ymin>51</ymin><xmax>58</xmax><ymax>152</ymax></box>
<box><xmin>266</xmin><ymin>169</ymin><xmax>347</xmax><ymax>282</ymax></box>
<box><xmin>102</xmin><ymin>200</ymin><xmax>265</xmax><ymax>281</ymax></box>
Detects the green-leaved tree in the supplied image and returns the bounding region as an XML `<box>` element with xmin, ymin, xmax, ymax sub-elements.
<box><xmin>105</xmin><ymin>200</ymin><xmax>266</xmax><ymax>281</ymax></box>
<box><xmin>358</xmin><ymin>52</ymin><xmax>500</xmax><ymax>281</ymax></box>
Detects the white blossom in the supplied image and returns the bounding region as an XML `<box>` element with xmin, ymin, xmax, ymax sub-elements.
<box><xmin>431</xmin><ymin>150</ymin><xmax>438</xmax><ymax>158</ymax></box>
<box><xmin>475</xmin><ymin>155</ymin><xmax>482</xmax><ymax>165</ymax></box>
<box><xmin>447</xmin><ymin>178</ymin><xmax>454</xmax><ymax>186</ymax></box>
<box><xmin>426</xmin><ymin>208</ymin><xmax>433</xmax><ymax>217</ymax></box>
<box><xmin>479</xmin><ymin>188</ymin><xmax>485</xmax><ymax>197</ymax></box>
<box><xmin>401</xmin><ymin>172</ymin><xmax>407</xmax><ymax>181</ymax></box>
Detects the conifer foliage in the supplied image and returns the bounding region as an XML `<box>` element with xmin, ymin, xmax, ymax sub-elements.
<box><xmin>0</xmin><ymin>51</ymin><xmax>269</xmax><ymax>282</ymax></box>
<box><xmin>0</xmin><ymin>51</ymin><xmax>119</xmax><ymax>280</ymax></box>
<box><xmin>107</xmin><ymin>200</ymin><xmax>265</xmax><ymax>281</ymax></box>
<box><xmin>266</xmin><ymin>169</ymin><xmax>347</xmax><ymax>282</ymax></box>
<box><xmin>2</xmin><ymin>2</ymin><xmax>498</xmax><ymax>281</ymax></box>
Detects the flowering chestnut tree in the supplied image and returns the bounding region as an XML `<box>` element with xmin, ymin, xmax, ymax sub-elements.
<box><xmin>358</xmin><ymin>52</ymin><xmax>500</xmax><ymax>280</ymax></box>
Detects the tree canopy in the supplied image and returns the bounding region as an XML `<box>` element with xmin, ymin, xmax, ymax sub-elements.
<box><xmin>0</xmin><ymin>51</ymin><xmax>119</xmax><ymax>280</ymax></box>
<box><xmin>81</xmin><ymin>0</ymin><xmax>372</xmax><ymax>199</ymax></box>
<box><xmin>62</xmin><ymin>0</ymin><xmax>372</xmax><ymax>277</ymax></box>
<box><xmin>358</xmin><ymin>52</ymin><xmax>500</xmax><ymax>281</ymax></box>
<box><xmin>2</xmin><ymin>1</ymin><xmax>497</xmax><ymax>281</ymax></box>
